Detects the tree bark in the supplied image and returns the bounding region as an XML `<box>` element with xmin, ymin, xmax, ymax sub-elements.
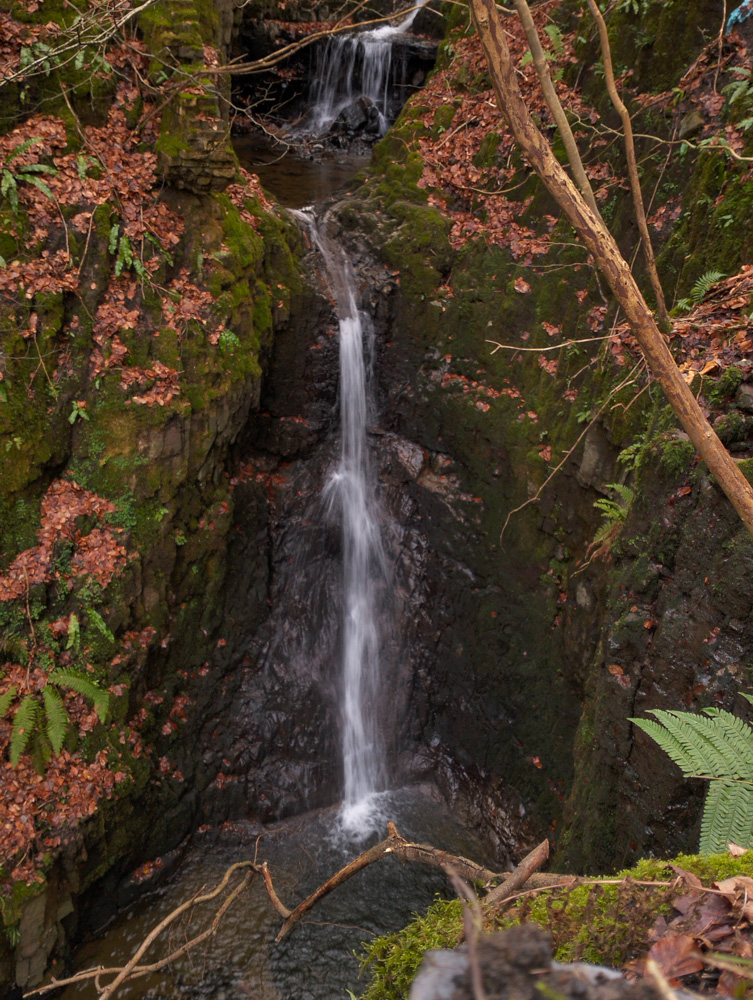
<box><xmin>469</xmin><ymin>0</ymin><xmax>753</xmax><ymax>540</ymax></box>
<box><xmin>512</xmin><ymin>0</ymin><xmax>602</xmax><ymax>219</ymax></box>
<box><xmin>585</xmin><ymin>0</ymin><xmax>671</xmax><ymax>331</ymax></box>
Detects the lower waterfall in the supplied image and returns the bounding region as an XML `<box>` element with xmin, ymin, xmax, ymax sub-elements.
<box><xmin>293</xmin><ymin>210</ymin><xmax>391</xmax><ymax>837</ymax></box>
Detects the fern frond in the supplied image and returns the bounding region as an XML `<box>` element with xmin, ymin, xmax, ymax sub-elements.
<box><xmin>5</xmin><ymin>137</ymin><xmax>42</xmax><ymax>163</ymax></box>
<box><xmin>0</xmin><ymin>685</ymin><xmax>18</xmax><ymax>718</ymax></box>
<box><xmin>631</xmin><ymin>715</ymin><xmax>705</xmax><ymax>775</ymax></box>
<box><xmin>42</xmin><ymin>686</ymin><xmax>69</xmax><ymax>755</ymax></box>
<box><xmin>605</xmin><ymin>482</ymin><xmax>634</xmax><ymax>506</ymax></box>
<box><xmin>700</xmin><ymin>780</ymin><xmax>753</xmax><ymax>853</ymax></box>
<box><xmin>50</xmin><ymin>668</ymin><xmax>109</xmax><ymax>722</ymax></box>
<box><xmin>66</xmin><ymin>613</ymin><xmax>80</xmax><ymax>651</ymax></box>
<box><xmin>87</xmin><ymin>608</ymin><xmax>114</xmax><ymax>643</ymax></box>
<box><xmin>592</xmin><ymin>520</ymin><xmax>620</xmax><ymax>545</ymax></box>
<box><xmin>631</xmin><ymin>710</ymin><xmax>753</xmax><ymax>780</ymax></box>
<box><xmin>11</xmin><ymin>695</ymin><xmax>39</xmax><ymax>766</ymax></box>
<box><xmin>651</xmin><ymin>710</ymin><xmax>753</xmax><ymax>780</ymax></box>
<box><xmin>740</xmin><ymin>693</ymin><xmax>753</xmax><ymax>707</ymax></box>
<box><xmin>691</xmin><ymin>270</ymin><xmax>725</xmax><ymax>302</ymax></box>
<box><xmin>29</xmin><ymin>727</ymin><xmax>51</xmax><ymax>775</ymax></box>
<box><xmin>700</xmin><ymin>708</ymin><xmax>753</xmax><ymax>770</ymax></box>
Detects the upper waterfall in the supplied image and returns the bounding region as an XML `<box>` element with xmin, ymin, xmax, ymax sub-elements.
<box><xmin>306</xmin><ymin>0</ymin><xmax>431</xmax><ymax>136</ymax></box>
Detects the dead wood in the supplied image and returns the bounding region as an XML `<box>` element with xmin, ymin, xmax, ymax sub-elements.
<box><xmin>25</xmin><ymin>825</ymin><xmax>566</xmax><ymax>1000</ymax></box>
<box><xmin>512</xmin><ymin>0</ymin><xmax>601</xmax><ymax>218</ymax></box>
<box><xmin>584</xmin><ymin>0</ymin><xmax>671</xmax><ymax>331</ymax></box>
<box><xmin>273</xmin><ymin>821</ymin><xmax>500</xmax><ymax>942</ymax></box>
<box><xmin>469</xmin><ymin>0</ymin><xmax>753</xmax><ymax>540</ymax></box>
<box><xmin>483</xmin><ymin>839</ymin><xmax>550</xmax><ymax>915</ymax></box>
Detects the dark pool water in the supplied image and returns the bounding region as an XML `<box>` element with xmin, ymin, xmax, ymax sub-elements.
<box><xmin>64</xmin><ymin>787</ymin><xmax>491</xmax><ymax>1000</ymax></box>
<box><xmin>233</xmin><ymin>135</ymin><xmax>370</xmax><ymax>210</ymax></box>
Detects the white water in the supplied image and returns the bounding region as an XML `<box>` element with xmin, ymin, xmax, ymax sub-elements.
<box><xmin>293</xmin><ymin>210</ymin><xmax>390</xmax><ymax>838</ymax></box>
<box><xmin>308</xmin><ymin>0</ymin><xmax>430</xmax><ymax>135</ymax></box>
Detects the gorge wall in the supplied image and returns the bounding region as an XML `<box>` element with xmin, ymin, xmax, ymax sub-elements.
<box><xmin>3</xmin><ymin>0</ymin><xmax>753</xmax><ymax>987</ymax></box>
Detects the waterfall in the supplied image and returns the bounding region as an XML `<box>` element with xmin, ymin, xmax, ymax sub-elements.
<box><xmin>293</xmin><ymin>210</ymin><xmax>390</xmax><ymax>836</ymax></box>
<box><xmin>307</xmin><ymin>0</ymin><xmax>429</xmax><ymax>135</ymax></box>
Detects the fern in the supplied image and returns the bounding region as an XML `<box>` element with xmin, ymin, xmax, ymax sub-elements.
<box><xmin>29</xmin><ymin>726</ymin><xmax>52</xmax><ymax>775</ymax></box>
<box><xmin>87</xmin><ymin>607</ymin><xmax>114</xmax><ymax>643</ymax></box>
<box><xmin>50</xmin><ymin>668</ymin><xmax>109</xmax><ymax>722</ymax></box>
<box><xmin>42</xmin><ymin>686</ymin><xmax>68</xmax><ymax>755</ymax></box>
<box><xmin>0</xmin><ymin>685</ymin><xmax>17</xmax><ymax>717</ymax></box>
<box><xmin>591</xmin><ymin>483</ymin><xmax>634</xmax><ymax>547</ymax></box>
<box><xmin>66</xmin><ymin>612</ymin><xmax>80</xmax><ymax>650</ymax></box>
<box><xmin>11</xmin><ymin>695</ymin><xmax>39</xmax><ymax>766</ymax></box>
<box><xmin>631</xmin><ymin>707</ymin><xmax>753</xmax><ymax>852</ymax></box>
<box><xmin>691</xmin><ymin>270</ymin><xmax>725</xmax><ymax>303</ymax></box>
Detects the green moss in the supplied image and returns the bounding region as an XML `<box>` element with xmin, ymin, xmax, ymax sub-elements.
<box><xmin>361</xmin><ymin>898</ymin><xmax>463</xmax><ymax>1000</ymax></box>
<box><xmin>655</xmin><ymin>436</ymin><xmax>695</xmax><ymax>476</ymax></box>
<box><xmin>360</xmin><ymin>853</ymin><xmax>753</xmax><ymax>1000</ymax></box>
<box><xmin>709</xmin><ymin>366</ymin><xmax>744</xmax><ymax>405</ymax></box>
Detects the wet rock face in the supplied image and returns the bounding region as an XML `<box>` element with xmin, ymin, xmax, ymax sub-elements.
<box><xmin>561</xmin><ymin>475</ymin><xmax>753</xmax><ymax>873</ymax></box>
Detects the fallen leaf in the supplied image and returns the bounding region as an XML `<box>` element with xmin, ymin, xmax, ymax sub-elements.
<box><xmin>646</xmin><ymin>934</ymin><xmax>704</xmax><ymax>983</ymax></box>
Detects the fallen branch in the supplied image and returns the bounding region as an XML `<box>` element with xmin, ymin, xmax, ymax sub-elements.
<box><xmin>470</xmin><ymin>0</ymin><xmax>753</xmax><ymax>539</ymax></box>
<box><xmin>274</xmin><ymin>821</ymin><xmax>499</xmax><ymax>942</ymax></box>
<box><xmin>483</xmin><ymin>839</ymin><xmax>549</xmax><ymax>915</ymax></box>
<box><xmin>24</xmin><ymin>825</ymin><xmax>568</xmax><ymax>1000</ymax></box>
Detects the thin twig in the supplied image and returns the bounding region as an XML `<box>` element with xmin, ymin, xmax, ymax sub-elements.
<box><xmin>586</xmin><ymin>0</ymin><xmax>670</xmax><ymax>331</ymax></box>
<box><xmin>646</xmin><ymin>959</ymin><xmax>680</xmax><ymax>1000</ymax></box>
<box><xmin>488</xmin><ymin>334</ymin><xmax>616</xmax><ymax>353</ymax></box>
<box><xmin>498</xmin><ymin>361</ymin><xmax>643</xmax><ymax>542</ymax></box>
<box><xmin>714</xmin><ymin>0</ymin><xmax>728</xmax><ymax>95</ymax></box>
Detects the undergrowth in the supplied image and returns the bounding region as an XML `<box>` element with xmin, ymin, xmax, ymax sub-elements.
<box><xmin>359</xmin><ymin>853</ymin><xmax>753</xmax><ymax>1000</ymax></box>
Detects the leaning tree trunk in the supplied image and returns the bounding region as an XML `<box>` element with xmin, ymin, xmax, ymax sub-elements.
<box><xmin>469</xmin><ymin>0</ymin><xmax>753</xmax><ymax>539</ymax></box>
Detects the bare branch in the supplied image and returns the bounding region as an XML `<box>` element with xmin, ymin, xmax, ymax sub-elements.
<box><xmin>585</xmin><ymin>0</ymin><xmax>670</xmax><ymax>331</ymax></box>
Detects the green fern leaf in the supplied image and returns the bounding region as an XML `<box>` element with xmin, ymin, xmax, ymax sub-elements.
<box><xmin>592</xmin><ymin>520</ymin><xmax>619</xmax><ymax>545</ymax></box>
<box><xmin>66</xmin><ymin>613</ymin><xmax>80</xmax><ymax>651</ymax></box>
<box><xmin>11</xmin><ymin>695</ymin><xmax>39</xmax><ymax>766</ymax></box>
<box><xmin>87</xmin><ymin>607</ymin><xmax>114</xmax><ymax>643</ymax></box>
<box><xmin>18</xmin><ymin>162</ymin><xmax>57</xmax><ymax>176</ymax></box>
<box><xmin>0</xmin><ymin>685</ymin><xmax>18</xmax><ymax>718</ymax></box>
<box><xmin>50</xmin><ymin>668</ymin><xmax>109</xmax><ymax>722</ymax></box>
<box><xmin>108</xmin><ymin>223</ymin><xmax>120</xmax><ymax>255</ymax></box>
<box><xmin>691</xmin><ymin>270</ymin><xmax>725</xmax><ymax>302</ymax></box>
<box><xmin>700</xmin><ymin>780</ymin><xmax>753</xmax><ymax>853</ymax></box>
<box><xmin>645</xmin><ymin>710</ymin><xmax>752</xmax><ymax>780</ymax></box>
<box><xmin>635</xmin><ymin>708</ymin><xmax>753</xmax><ymax>853</ymax></box>
<box><xmin>20</xmin><ymin>175</ymin><xmax>55</xmax><ymax>203</ymax></box>
<box><xmin>43</xmin><ymin>686</ymin><xmax>69</xmax><ymax>755</ymax></box>
<box><xmin>700</xmin><ymin>708</ymin><xmax>753</xmax><ymax>771</ymax></box>
<box><xmin>631</xmin><ymin>715</ymin><xmax>705</xmax><ymax>775</ymax></box>
<box><xmin>740</xmin><ymin>693</ymin><xmax>753</xmax><ymax>706</ymax></box>
<box><xmin>5</xmin><ymin>137</ymin><xmax>42</xmax><ymax>163</ymax></box>
<box><xmin>631</xmin><ymin>711</ymin><xmax>738</xmax><ymax>778</ymax></box>
<box><xmin>606</xmin><ymin>482</ymin><xmax>635</xmax><ymax>506</ymax></box>
<box><xmin>29</xmin><ymin>727</ymin><xmax>51</xmax><ymax>775</ymax></box>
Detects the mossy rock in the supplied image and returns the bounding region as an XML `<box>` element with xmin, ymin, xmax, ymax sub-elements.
<box><xmin>360</xmin><ymin>852</ymin><xmax>753</xmax><ymax>1000</ymax></box>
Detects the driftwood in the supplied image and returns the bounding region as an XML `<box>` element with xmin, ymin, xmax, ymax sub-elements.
<box><xmin>25</xmin><ymin>824</ymin><xmax>556</xmax><ymax>1000</ymax></box>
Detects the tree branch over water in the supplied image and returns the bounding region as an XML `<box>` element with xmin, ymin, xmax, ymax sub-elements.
<box><xmin>24</xmin><ymin>825</ymin><xmax>558</xmax><ymax>1000</ymax></box>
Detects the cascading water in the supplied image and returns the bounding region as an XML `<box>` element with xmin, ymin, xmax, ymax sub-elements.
<box><xmin>293</xmin><ymin>210</ymin><xmax>391</xmax><ymax>837</ymax></box>
<box><xmin>307</xmin><ymin>0</ymin><xmax>430</xmax><ymax>135</ymax></box>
